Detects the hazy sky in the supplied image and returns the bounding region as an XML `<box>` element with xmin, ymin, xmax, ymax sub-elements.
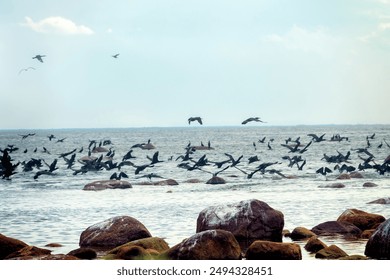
<box><xmin>1</xmin><ymin>0</ymin><xmax>389</xmax><ymax>129</ymax></box>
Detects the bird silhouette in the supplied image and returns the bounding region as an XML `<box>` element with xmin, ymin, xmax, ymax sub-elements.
<box><xmin>112</xmin><ymin>53</ymin><xmax>120</xmax><ymax>58</ymax></box>
<box><xmin>241</xmin><ymin>117</ymin><xmax>266</xmax><ymax>125</ymax></box>
<box><xmin>18</xmin><ymin>67</ymin><xmax>36</xmax><ymax>75</ymax></box>
<box><xmin>188</xmin><ymin>117</ymin><xmax>203</xmax><ymax>125</ymax></box>
<box><xmin>32</xmin><ymin>55</ymin><xmax>46</xmax><ymax>63</ymax></box>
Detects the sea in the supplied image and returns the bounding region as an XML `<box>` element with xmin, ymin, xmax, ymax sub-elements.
<box><xmin>1</xmin><ymin>125</ymin><xmax>389</xmax><ymax>260</ymax></box>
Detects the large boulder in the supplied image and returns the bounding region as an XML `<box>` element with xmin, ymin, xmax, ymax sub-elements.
<box><xmin>365</xmin><ymin>218</ymin><xmax>390</xmax><ymax>259</ymax></box>
<box><xmin>83</xmin><ymin>180</ymin><xmax>132</xmax><ymax>191</ymax></box>
<box><xmin>245</xmin><ymin>240</ymin><xmax>302</xmax><ymax>260</ymax></box>
<box><xmin>337</xmin><ymin>209</ymin><xmax>385</xmax><ymax>231</ymax></box>
<box><xmin>315</xmin><ymin>245</ymin><xmax>348</xmax><ymax>259</ymax></box>
<box><xmin>311</xmin><ymin>221</ymin><xmax>362</xmax><ymax>238</ymax></box>
<box><xmin>0</xmin><ymin>233</ymin><xmax>28</xmax><ymax>259</ymax></box>
<box><xmin>163</xmin><ymin>230</ymin><xmax>241</xmax><ymax>260</ymax></box>
<box><xmin>197</xmin><ymin>199</ymin><xmax>284</xmax><ymax>243</ymax></box>
<box><xmin>289</xmin><ymin>227</ymin><xmax>316</xmax><ymax>240</ymax></box>
<box><xmin>79</xmin><ymin>216</ymin><xmax>152</xmax><ymax>249</ymax></box>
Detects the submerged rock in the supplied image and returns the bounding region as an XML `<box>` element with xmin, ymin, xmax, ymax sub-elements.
<box><xmin>318</xmin><ymin>183</ymin><xmax>345</xmax><ymax>188</ymax></box>
<box><xmin>311</xmin><ymin>221</ymin><xmax>362</xmax><ymax>238</ymax></box>
<box><xmin>197</xmin><ymin>199</ymin><xmax>284</xmax><ymax>243</ymax></box>
<box><xmin>83</xmin><ymin>180</ymin><xmax>132</xmax><ymax>191</ymax></box>
<box><xmin>368</xmin><ymin>197</ymin><xmax>390</xmax><ymax>204</ymax></box>
<box><xmin>79</xmin><ymin>216</ymin><xmax>152</xmax><ymax>249</ymax></box>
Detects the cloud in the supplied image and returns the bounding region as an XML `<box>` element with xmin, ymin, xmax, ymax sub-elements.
<box><xmin>22</xmin><ymin>16</ymin><xmax>94</xmax><ymax>35</ymax></box>
<box><xmin>264</xmin><ymin>25</ymin><xmax>339</xmax><ymax>54</ymax></box>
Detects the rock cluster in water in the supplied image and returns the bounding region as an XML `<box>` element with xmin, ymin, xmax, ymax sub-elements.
<box><xmin>1</xmin><ymin>199</ymin><xmax>389</xmax><ymax>260</ymax></box>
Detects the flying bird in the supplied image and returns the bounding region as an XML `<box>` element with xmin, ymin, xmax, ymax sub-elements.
<box><xmin>112</xmin><ymin>53</ymin><xmax>120</xmax><ymax>58</ymax></box>
<box><xmin>18</xmin><ymin>67</ymin><xmax>36</xmax><ymax>75</ymax></box>
<box><xmin>241</xmin><ymin>117</ymin><xmax>266</xmax><ymax>125</ymax></box>
<box><xmin>188</xmin><ymin>117</ymin><xmax>203</xmax><ymax>125</ymax></box>
<box><xmin>32</xmin><ymin>55</ymin><xmax>46</xmax><ymax>63</ymax></box>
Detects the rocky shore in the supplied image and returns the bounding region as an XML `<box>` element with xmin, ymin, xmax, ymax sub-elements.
<box><xmin>1</xmin><ymin>198</ymin><xmax>390</xmax><ymax>260</ymax></box>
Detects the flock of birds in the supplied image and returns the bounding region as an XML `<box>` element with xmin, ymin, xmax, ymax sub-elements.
<box><xmin>1</xmin><ymin>125</ymin><xmax>390</xmax><ymax>184</ymax></box>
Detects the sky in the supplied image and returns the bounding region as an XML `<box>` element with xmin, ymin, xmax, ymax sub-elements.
<box><xmin>0</xmin><ymin>0</ymin><xmax>389</xmax><ymax>129</ymax></box>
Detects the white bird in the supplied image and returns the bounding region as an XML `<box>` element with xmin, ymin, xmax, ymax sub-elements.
<box><xmin>18</xmin><ymin>67</ymin><xmax>36</xmax><ymax>75</ymax></box>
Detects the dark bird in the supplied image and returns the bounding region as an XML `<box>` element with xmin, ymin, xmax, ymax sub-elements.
<box><xmin>110</xmin><ymin>171</ymin><xmax>128</xmax><ymax>180</ymax></box>
<box><xmin>112</xmin><ymin>53</ymin><xmax>120</xmax><ymax>58</ymax></box>
<box><xmin>19</xmin><ymin>133</ymin><xmax>35</xmax><ymax>139</ymax></box>
<box><xmin>147</xmin><ymin>151</ymin><xmax>163</xmax><ymax>164</ymax></box>
<box><xmin>316</xmin><ymin>167</ymin><xmax>332</xmax><ymax>176</ymax></box>
<box><xmin>18</xmin><ymin>67</ymin><xmax>36</xmax><ymax>75</ymax></box>
<box><xmin>188</xmin><ymin>117</ymin><xmax>203</xmax><ymax>125</ymax></box>
<box><xmin>32</xmin><ymin>55</ymin><xmax>46</xmax><ymax>63</ymax></box>
<box><xmin>48</xmin><ymin>134</ymin><xmax>56</xmax><ymax>141</ymax></box>
<box><xmin>1</xmin><ymin>149</ymin><xmax>19</xmax><ymax>179</ymax></box>
<box><xmin>241</xmin><ymin>117</ymin><xmax>266</xmax><ymax>125</ymax></box>
<box><xmin>307</xmin><ymin>133</ymin><xmax>326</xmax><ymax>142</ymax></box>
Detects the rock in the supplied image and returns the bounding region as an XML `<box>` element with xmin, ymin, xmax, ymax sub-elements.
<box><xmin>337</xmin><ymin>173</ymin><xmax>351</xmax><ymax>180</ymax></box>
<box><xmin>363</xmin><ymin>182</ymin><xmax>378</xmax><ymax>187</ymax></box>
<box><xmin>337</xmin><ymin>209</ymin><xmax>385</xmax><ymax>231</ymax></box>
<box><xmin>311</xmin><ymin>221</ymin><xmax>362</xmax><ymax>237</ymax></box>
<box><xmin>5</xmin><ymin>245</ymin><xmax>51</xmax><ymax>259</ymax></box>
<box><xmin>289</xmin><ymin>227</ymin><xmax>316</xmax><ymax>240</ymax></box>
<box><xmin>83</xmin><ymin>180</ymin><xmax>132</xmax><ymax>191</ymax></box>
<box><xmin>365</xmin><ymin>218</ymin><xmax>390</xmax><ymax>259</ymax></box>
<box><xmin>153</xmin><ymin>179</ymin><xmax>178</xmax><ymax>186</ymax></box>
<box><xmin>361</xmin><ymin>229</ymin><xmax>376</xmax><ymax>239</ymax></box>
<box><xmin>141</xmin><ymin>143</ymin><xmax>155</xmax><ymax>150</ymax></box>
<box><xmin>206</xmin><ymin>176</ymin><xmax>226</xmax><ymax>184</ymax></box>
<box><xmin>245</xmin><ymin>240</ymin><xmax>302</xmax><ymax>260</ymax></box>
<box><xmin>45</xmin><ymin>243</ymin><xmax>63</xmax><ymax>248</ymax></box>
<box><xmin>184</xmin><ymin>179</ymin><xmax>202</xmax><ymax>183</ymax></box>
<box><xmin>350</xmin><ymin>172</ymin><xmax>364</xmax><ymax>179</ymax></box>
<box><xmin>304</xmin><ymin>236</ymin><xmax>327</xmax><ymax>253</ymax></box>
<box><xmin>163</xmin><ymin>230</ymin><xmax>241</xmax><ymax>260</ymax></box>
<box><xmin>115</xmin><ymin>245</ymin><xmax>153</xmax><ymax>260</ymax></box>
<box><xmin>0</xmin><ymin>233</ymin><xmax>28</xmax><ymax>259</ymax></box>
<box><xmin>92</xmin><ymin>146</ymin><xmax>109</xmax><ymax>153</ymax></box>
<box><xmin>108</xmin><ymin>237</ymin><xmax>169</xmax><ymax>258</ymax></box>
<box><xmin>315</xmin><ymin>245</ymin><xmax>348</xmax><ymax>259</ymax></box>
<box><xmin>318</xmin><ymin>183</ymin><xmax>345</xmax><ymax>188</ymax></box>
<box><xmin>368</xmin><ymin>197</ymin><xmax>390</xmax><ymax>204</ymax></box>
<box><xmin>40</xmin><ymin>254</ymin><xmax>79</xmax><ymax>260</ymax></box>
<box><xmin>79</xmin><ymin>216</ymin><xmax>152</xmax><ymax>249</ymax></box>
<box><xmin>197</xmin><ymin>199</ymin><xmax>284</xmax><ymax>243</ymax></box>
<box><xmin>67</xmin><ymin>248</ymin><xmax>97</xmax><ymax>259</ymax></box>
<box><xmin>338</xmin><ymin>255</ymin><xmax>368</xmax><ymax>260</ymax></box>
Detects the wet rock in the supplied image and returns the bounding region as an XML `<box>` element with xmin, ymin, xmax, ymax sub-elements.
<box><xmin>40</xmin><ymin>254</ymin><xmax>79</xmax><ymax>260</ymax></box>
<box><xmin>365</xmin><ymin>218</ymin><xmax>390</xmax><ymax>259</ymax></box>
<box><xmin>337</xmin><ymin>174</ymin><xmax>351</xmax><ymax>180</ymax></box>
<box><xmin>246</xmin><ymin>240</ymin><xmax>301</xmax><ymax>260</ymax></box>
<box><xmin>337</xmin><ymin>209</ymin><xmax>385</xmax><ymax>231</ymax></box>
<box><xmin>79</xmin><ymin>216</ymin><xmax>152</xmax><ymax>249</ymax></box>
<box><xmin>45</xmin><ymin>243</ymin><xmax>63</xmax><ymax>248</ymax></box>
<box><xmin>67</xmin><ymin>248</ymin><xmax>97</xmax><ymax>259</ymax></box>
<box><xmin>153</xmin><ymin>179</ymin><xmax>178</xmax><ymax>186</ymax></box>
<box><xmin>367</xmin><ymin>197</ymin><xmax>390</xmax><ymax>204</ymax></box>
<box><xmin>318</xmin><ymin>183</ymin><xmax>345</xmax><ymax>188</ymax></box>
<box><xmin>289</xmin><ymin>227</ymin><xmax>316</xmax><ymax>240</ymax></box>
<box><xmin>361</xmin><ymin>229</ymin><xmax>376</xmax><ymax>239</ymax></box>
<box><xmin>315</xmin><ymin>245</ymin><xmax>348</xmax><ymax>259</ymax></box>
<box><xmin>184</xmin><ymin>179</ymin><xmax>202</xmax><ymax>183</ymax></box>
<box><xmin>92</xmin><ymin>146</ymin><xmax>109</xmax><ymax>153</ymax></box>
<box><xmin>363</xmin><ymin>182</ymin><xmax>378</xmax><ymax>187</ymax></box>
<box><xmin>206</xmin><ymin>176</ymin><xmax>226</xmax><ymax>184</ymax></box>
<box><xmin>115</xmin><ymin>245</ymin><xmax>153</xmax><ymax>260</ymax></box>
<box><xmin>163</xmin><ymin>230</ymin><xmax>241</xmax><ymax>260</ymax></box>
<box><xmin>338</xmin><ymin>255</ymin><xmax>368</xmax><ymax>260</ymax></box>
<box><xmin>5</xmin><ymin>245</ymin><xmax>51</xmax><ymax>259</ymax></box>
<box><xmin>311</xmin><ymin>221</ymin><xmax>362</xmax><ymax>237</ymax></box>
<box><xmin>83</xmin><ymin>180</ymin><xmax>132</xmax><ymax>191</ymax></box>
<box><xmin>0</xmin><ymin>233</ymin><xmax>28</xmax><ymax>259</ymax></box>
<box><xmin>304</xmin><ymin>236</ymin><xmax>327</xmax><ymax>253</ymax></box>
<box><xmin>107</xmin><ymin>237</ymin><xmax>169</xmax><ymax>259</ymax></box>
<box><xmin>197</xmin><ymin>199</ymin><xmax>284</xmax><ymax>243</ymax></box>
<box><xmin>350</xmin><ymin>172</ymin><xmax>364</xmax><ymax>179</ymax></box>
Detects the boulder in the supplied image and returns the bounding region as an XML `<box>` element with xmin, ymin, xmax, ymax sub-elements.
<box><xmin>311</xmin><ymin>221</ymin><xmax>362</xmax><ymax>237</ymax></box>
<box><xmin>153</xmin><ymin>179</ymin><xmax>178</xmax><ymax>186</ymax></box>
<box><xmin>163</xmin><ymin>230</ymin><xmax>241</xmax><ymax>260</ymax></box>
<box><xmin>363</xmin><ymin>182</ymin><xmax>377</xmax><ymax>187</ymax></box>
<box><xmin>337</xmin><ymin>174</ymin><xmax>351</xmax><ymax>180</ymax></box>
<box><xmin>79</xmin><ymin>216</ymin><xmax>152</xmax><ymax>249</ymax></box>
<box><xmin>336</xmin><ymin>209</ymin><xmax>385</xmax><ymax>231</ymax></box>
<box><xmin>197</xmin><ymin>199</ymin><xmax>284</xmax><ymax>243</ymax></box>
<box><xmin>114</xmin><ymin>245</ymin><xmax>153</xmax><ymax>260</ymax></box>
<box><xmin>108</xmin><ymin>237</ymin><xmax>169</xmax><ymax>258</ymax></box>
<box><xmin>365</xmin><ymin>218</ymin><xmax>390</xmax><ymax>259</ymax></box>
<box><xmin>0</xmin><ymin>233</ymin><xmax>28</xmax><ymax>259</ymax></box>
<box><xmin>83</xmin><ymin>180</ymin><xmax>132</xmax><ymax>191</ymax></box>
<box><xmin>368</xmin><ymin>197</ymin><xmax>390</xmax><ymax>204</ymax></box>
<box><xmin>304</xmin><ymin>236</ymin><xmax>327</xmax><ymax>253</ymax></box>
<box><xmin>315</xmin><ymin>245</ymin><xmax>348</xmax><ymax>259</ymax></box>
<box><xmin>318</xmin><ymin>183</ymin><xmax>345</xmax><ymax>188</ymax></box>
<box><xmin>289</xmin><ymin>227</ymin><xmax>316</xmax><ymax>240</ymax></box>
<box><xmin>67</xmin><ymin>248</ymin><xmax>97</xmax><ymax>259</ymax></box>
<box><xmin>5</xmin><ymin>245</ymin><xmax>52</xmax><ymax>259</ymax></box>
<box><xmin>350</xmin><ymin>172</ymin><xmax>364</xmax><ymax>179</ymax></box>
<box><xmin>206</xmin><ymin>176</ymin><xmax>226</xmax><ymax>184</ymax></box>
<box><xmin>245</xmin><ymin>240</ymin><xmax>302</xmax><ymax>260</ymax></box>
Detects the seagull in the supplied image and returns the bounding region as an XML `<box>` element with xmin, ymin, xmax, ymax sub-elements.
<box><xmin>188</xmin><ymin>117</ymin><xmax>203</xmax><ymax>125</ymax></box>
<box><xmin>241</xmin><ymin>117</ymin><xmax>266</xmax><ymax>125</ymax></box>
<box><xmin>32</xmin><ymin>55</ymin><xmax>46</xmax><ymax>63</ymax></box>
<box><xmin>18</xmin><ymin>67</ymin><xmax>36</xmax><ymax>75</ymax></box>
<box><xmin>112</xmin><ymin>53</ymin><xmax>120</xmax><ymax>58</ymax></box>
